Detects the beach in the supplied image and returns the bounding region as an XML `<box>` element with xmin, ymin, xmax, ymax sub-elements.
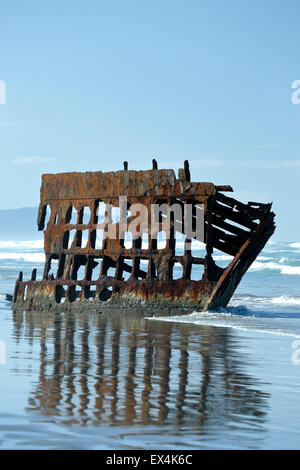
<box><xmin>0</xmin><ymin>240</ymin><xmax>300</xmax><ymax>449</ymax></box>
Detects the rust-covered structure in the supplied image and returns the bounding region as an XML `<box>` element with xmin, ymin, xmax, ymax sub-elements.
<box><xmin>12</xmin><ymin>161</ymin><xmax>275</xmax><ymax>315</ymax></box>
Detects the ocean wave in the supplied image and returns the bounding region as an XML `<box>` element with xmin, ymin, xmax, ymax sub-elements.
<box><xmin>269</xmin><ymin>295</ymin><xmax>300</xmax><ymax>306</ymax></box>
<box><xmin>0</xmin><ymin>240</ymin><xmax>43</xmax><ymax>249</ymax></box>
<box><xmin>150</xmin><ymin>292</ymin><xmax>300</xmax><ymax>338</ymax></box>
<box><xmin>0</xmin><ymin>252</ymin><xmax>45</xmax><ymax>262</ymax></box>
<box><xmin>249</xmin><ymin>261</ymin><xmax>300</xmax><ymax>275</ymax></box>
<box><xmin>212</xmin><ymin>255</ymin><xmax>233</xmax><ymax>261</ymax></box>
<box><xmin>150</xmin><ymin>312</ymin><xmax>300</xmax><ymax>338</ymax></box>
<box><xmin>231</xmin><ymin>294</ymin><xmax>300</xmax><ymax>306</ymax></box>
<box><xmin>290</xmin><ymin>242</ymin><xmax>300</xmax><ymax>248</ymax></box>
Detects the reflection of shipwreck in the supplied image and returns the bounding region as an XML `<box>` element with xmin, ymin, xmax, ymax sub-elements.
<box><xmin>12</xmin><ymin>161</ymin><xmax>275</xmax><ymax>314</ymax></box>
<box><xmin>14</xmin><ymin>312</ymin><xmax>269</xmax><ymax>432</ymax></box>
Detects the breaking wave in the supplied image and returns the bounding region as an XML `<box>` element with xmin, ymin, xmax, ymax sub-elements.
<box><xmin>0</xmin><ymin>252</ymin><xmax>45</xmax><ymax>263</ymax></box>
<box><xmin>0</xmin><ymin>240</ymin><xmax>44</xmax><ymax>262</ymax></box>
<box><xmin>249</xmin><ymin>261</ymin><xmax>300</xmax><ymax>275</ymax></box>
<box><xmin>269</xmin><ymin>295</ymin><xmax>300</xmax><ymax>305</ymax></box>
<box><xmin>151</xmin><ymin>311</ymin><xmax>300</xmax><ymax>338</ymax></box>
<box><xmin>290</xmin><ymin>242</ymin><xmax>300</xmax><ymax>248</ymax></box>
<box><xmin>230</xmin><ymin>294</ymin><xmax>300</xmax><ymax>307</ymax></box>
<box><xmin>151</xmin><ymin>293</ymin><xmax>300</xmax><ymax>338</ymax></box>
<box><xmin>0</xmin><ymin>240</ymin><xmax>43</xmax><ymax>249</ymax></box>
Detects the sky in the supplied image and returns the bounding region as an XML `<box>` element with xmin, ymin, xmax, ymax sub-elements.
<box><xmin>0</xmin><ymin>0</ymin><xmax>299</xmax><ymax>241</ymax></box>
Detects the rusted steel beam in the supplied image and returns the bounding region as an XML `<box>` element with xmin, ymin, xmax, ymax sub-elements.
<box><xmin>210</xmin><ymin>200</ymin><xmax>259</xmax><ymax>230</ymax></box>
<box><xmin>211</xmin><ymin>214</ymin><xmax>250</xmax><ymax>238</ymax></box>
<box><xmin>207</xmin><ymin>211</ymin><xmax>276</xmax><ymax>309</ymax></box>
<box><xmin>215</xmin><ymin>185</ymin><xmax>233</xmax><ymax>192</ymax></box>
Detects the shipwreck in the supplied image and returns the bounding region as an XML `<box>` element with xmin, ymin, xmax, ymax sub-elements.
<box><xmin>12</xmin><ymin>160</ymin><xmax>275</xmax><ymax>315</ymax></box>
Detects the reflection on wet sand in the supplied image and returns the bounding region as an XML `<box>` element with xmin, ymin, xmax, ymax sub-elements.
<box><xmin>12</xmin><ymin>310</ymin><xmax>270</xmax><ymax>435</ymax></box>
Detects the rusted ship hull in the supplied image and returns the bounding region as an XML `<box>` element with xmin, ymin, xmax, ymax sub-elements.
<box><xmin>12</xmin><ymin>162</ymin><xmax>276</xmax><ymax>315</ymax></box>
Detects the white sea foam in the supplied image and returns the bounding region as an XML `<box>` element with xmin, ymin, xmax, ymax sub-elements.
<box><xmin>290</xmin><ymin>242</ymin><xmax>300</xmax><ymax>248</ymax></box>
<box><xmin>231</xmin><ymin>294</ymin><xmax>300</xmax><ymax>307</ymax></box>
<box><xmin>0</xmin><ymin>252</ymin><xmax>45</xmax><ymax>262</ymax></box>
<box><xmin>0</xmin><ymin>240</ymin><xmax>43</xmax><ymax>249</ymax></box>
<box><xmin>213</xmin><ymin>255</ymin><xmax>273</xmax><ymax>262</ymax></box>
<box><xmin>268</xmin><ymin>295</ymin><xmax>300</xmax><ymax>306</ymax></box>
<box><xmin>249</xmin><ymin>261</ymin><xmax>300</xmax><ymax>275</ymax></box>
<box><xmin>213</xmin><ymin>255</ymin><xmax>233</xmax><ymax>261</ymax></box>
<box><xmin>150</xmin><ymin>312</ymin><xmax>300</xmax><ymax>338</ymax></box>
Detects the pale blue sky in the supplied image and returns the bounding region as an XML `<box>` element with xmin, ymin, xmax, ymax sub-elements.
<box><xmin>0</xmin><ymin>0</ymin><xmax>299</xmax><ymax>240</ymax></box>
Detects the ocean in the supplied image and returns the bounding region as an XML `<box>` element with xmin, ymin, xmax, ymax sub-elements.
<box><xmin>0</xmin><ymin>239</ymin><xmax>300</xmax><ymax>449</ymax></box>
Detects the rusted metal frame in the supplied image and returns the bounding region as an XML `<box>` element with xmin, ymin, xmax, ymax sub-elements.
<box><xmin>207</xmin><ymin>193</ymin><xmax>265</xmax><ymax>257</ymax></box>
<box><xmin>207</xmin><ymin>210</ymin><xmax>275</xmax><ymax>308</ymax></box>
<box><xmin>204</xmin><ymin>200</ymin><xmax>213</xmax><ymax>257</ymax></box>
<box><xmin>147</xmin><ymin>196</ymin><xmax>156</xmax><ymax>280</ymax></box>
<box><xmin>211</xmin><ymin>214</ymin><xmax>250</xmax><ymax>238</ymax></box>
<box><xmin>148</xmin><ymin>196</ymin><xmax>168</xmax><ymax>282</ymax></box>
<box><xmin>210</xmin><ymin>200</ymin><xmax>258</xmax><ymax>230</ymax></box>
<box><xmin>210</xmin><ymin>239</ymin><xmax>238</xmax><ymax>257</ymax></box>
<box><xmin>15</xmin><ymin>277</ymin><xmax>218</xmax><ymax>308</ymax></box>
<box><xmin>164</xmin><ymin>196</ymin><xmax>175</xmax><ymax>280</ymax></box>
<box><xmin>170</xmin><ymin>197</ymin><xmax>203</xmax><ymax>236</ymax></box>
<box><xmin>130</xmin><ymin>201</ymin><xmax>147</xmax><ymax>282</ymax></box>
<box><xmin>215</xmin><ymin>185</ymin><xmax>233</xmax><ymax>192</ymax></box>
<box><xmin>44</xmin><ymin>253</ymin><xmax>63</xmax><ymax>280</ymax></box>
<box><xmin>17</xmin><ymin>277</ymin><xmax>203</xmax><ymax>291</ymax></box>
<box><xmin>13</xmin><ymin>165</ymin><xmax>276</xmax><ymax>313</ymax></box>
<box><xmin>212</xmin><ymin>200</ymin><xmax>260</xmax><ymax>228</ymax></box>
<box><xmin>247</xmin><ymin>201</ymin><xmax>273</xmax><ymax>212</ymax></box>
<box><xmin>209</xmin><ymin>225</ymin><xmax>245</xmax><ymax>253</ymax></box>
<box><xmin>49</xmin><ymin>199</ymin><xmax>212</xmax><ymax>282</ymax></box>
<box><xmin>203</xmin><ymin>198</ymin><xmax>221</xmax><ymax>284</ymax></box>
<box><xmin>13</xmin><ymin>271</ymin><xmax>23</xmax><ymax>303</ymax></box>
<box><xmin>71</xmin><ymin>254</ymin><xmax>89</xmax><ymax>281</ymax></box>
<box><xmin>165</xmin><ymin>197</ymin><xmax>174</xmax><ymax>254</ymax></box>
<box><xmin>215</xmin><ymin>192</ymin><xmax>268</xmax><ymax>218</ymax></box>
<box><xmin>39</xmin><ymin>191</ymin><xmax>212</xmax><ymax>206</ymax></box>
<box><xmin>85</xmin><ymin>256</ymin><xmax>101</xmax><ymax>281</ymax></box>
<box><xmin>216</xmin><ymin>191</ymin><xmax>270</xmax><ymax>214</ymax></box>
<box><xmin>44</xmin><ymin>198</ymin><xmax>205</xmax><ymax>257</ymax></box>
<box><xmin>182</xmin><ymin>200</ymin><xmax>193</xmax><ymax>280</ymax></box>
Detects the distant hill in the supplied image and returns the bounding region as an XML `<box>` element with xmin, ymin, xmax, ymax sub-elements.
<box><xmin>0</xmin><ymin>207</ymin><xmax>42</xmax><ymax>240</ymax></box>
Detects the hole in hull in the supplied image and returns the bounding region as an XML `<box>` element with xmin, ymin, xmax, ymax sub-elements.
<box><xmin>99</xmin><ymin>287</ymin><xmax>112</xmax><ymax>301</ymax></box>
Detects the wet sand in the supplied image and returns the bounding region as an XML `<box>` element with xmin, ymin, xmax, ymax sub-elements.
<box><xmin>1</xmin><ymin>305</ymin><xmax>300</xmax><ymax>449</ymax></box>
